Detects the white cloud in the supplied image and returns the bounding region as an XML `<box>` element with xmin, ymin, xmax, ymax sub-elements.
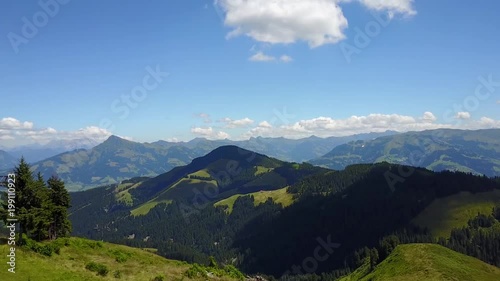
<box><xmin>0</xmin><ymin>117</ymin><xmax>33</xmax><ymax>130</ymax></box>
<box><xmin>218</xmin><ymin>0</ymin><xmax>348</xmax><ymax>48</ymax></box>
<box><xmin>280</xmin><ymin>55</ymin><xmax>293</xmax><ymax>63</ymax></box>
<box><xmin>0</xmin><ymin>117</ymin><xmax>113</xmax><ymax>148</ymax></box>
<box><xmin>455</xmin><ymin>112</ymin><xmax>471</xmax><ymax>120</ymax></box>
<box><xmin>473</xmin><ymin>117</ymin><xmax>500</xmax><ymax>128</ymax></box>
<box><xmin>249</xmin><ymin>52</ymin><xmax>276</xmax><ymax>62</ymax></box>
<box><xmin>258</xmin><ymin>121</ymin><xmax>272</xmax><ymax>128</ymax></box>
<box><xmin>240</xmin><ymin>112</ymin><xmax>500</xmax><ymax>139</ymax></box>
<box><xmin>216</xmin><ymin>0</ymin><xmax>417</xmax><ymax>48</ymax></box>
<box><xmin>191</xmin><ymin>127</ymin><xmax>230</xmax><ymax>140</ymax></box>
<box><xmin>220</xmin><ymin>117</ymin><xmax>254</xmax><ymax>128</ymax></box>
<box><xmin>243</xmin><ymin>113</ymin><xmax>444</xmax><ymax>139</ymax></box>
<box><xmin>496</xmin><ymin>100</ymin><xmax>500</xmax><ymax>104</ymax></box>
<box><xmin>355</xmin><ymin>0</ymin><xmax>416</xmax><ymax>17</ymax></box>
<box><xmin>0</xmin><ymin>135</ymin><xmax>14</xmax><ymax>140</ymax></box>
<box><xmin>421</xmin><ymin>111</ymin><xmax>437</xmax><ymax>123</ymax></box>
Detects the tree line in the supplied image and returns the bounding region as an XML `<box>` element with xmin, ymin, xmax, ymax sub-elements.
<box><xmin>1</xmin><ymin>158</ymin><xmax>71</xmax><ymax>243</ymax></box>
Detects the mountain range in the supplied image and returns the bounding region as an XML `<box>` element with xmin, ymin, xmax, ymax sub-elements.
<box><xmin>310</xmin><ymin>128</ymin><xmax>500</xmax><ymax>177</ymax></box>
<box><xmin>4</xmin><ymin>137</ymin><xmax>101</xmax><ymax>163</ymax></box>
<box><xmin>2</xmin><ymin>128</ymin><xmax>498</xmax><ymax>191</ymax></box>
<box><xmin>21</xmin><ymin>131</ymin><xmax>395</xmax><ymax>191</ymax></box>
<box><xmin>67</xmin><ymin>144</ymin><xmax>500</xmax><ymax>279</ymax></box>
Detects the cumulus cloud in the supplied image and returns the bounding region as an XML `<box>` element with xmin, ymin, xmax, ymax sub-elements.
<box><xmin>220</xmin><ymin>117</ymin><xmax>254</xmax><ymax>128</ymax></box>
<box><xmin>352</xmin><ymin>0</ymin><xmax>416</xmax><ymax>17</ymax></box>
<box><xmin>191</xmin><ymin>127</ymin><xmax>230</xmax><ymax>140</ymax></box>
<box><xmin>258</xmin><ymin>121</ymin><xmax>272</xmax><ymax>128</ymax></box>
<box><xmin>218</xmin><ymin>0</ymin><xmax>348</xmax><ymax>48</ymax></box>
<box><xmin>421</xmin><ymin>111</ymin><xmax>437</xmax><ymax>123</ymax></box>
<box><xmin>0</xmin><ymin>117</ymin><xmax>113</xmax><ymax>148</ymax></box>
<box><xmin>0</xmin><ymin>117</ymin><xmax>33</xmax><ymax>130</ymax></box>
<box><xmin>241</xmin><ymin>112</ymin><xmax>454</xmax><ymax>139</ymax></box>
<box><xmin>280</xmin><ymin>55</ymin><xmax>293</xmax><ymax>63</ymax></box>
<box><xmin>455</xmin><ymin>112</ymin><xmax>471</xmax><ymax>120</ymax></box>
<box><xmin>474</xmin><ymin>117</ymin><xmax>500</xmax><ymax>128</ymax></box>
<box><xmin>249</xmin><ymin>52</ymin><xmax>276</xmax><ymax>62</ymax></box>
<box><xmin>240</xmin><ymin>112</ymin><xmax>500</xmax><ymax>139</ymax></box>
<box><xmin>216</xmin><ymin>0</ymin><xmax>416</xmax><ymax>48</ymax></box>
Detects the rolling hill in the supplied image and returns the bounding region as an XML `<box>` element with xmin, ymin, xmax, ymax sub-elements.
<box><xmin>339</xmin><ymin>243</ymin><xmax>500</xmax><ymax>281</ymax></box>
<box><xmin>310</xmin><ymin>128</ymin><xmax>500</xmax><ymax>177</ymax></box>
<box><xmin>0</xmin><ymin>237</ymin><xmax>242</xmax><ymax>281</ymax></box>
<box><xmin>70</xmin><ymin>145</ymin><xmax>327</xmax><ymax>221</ymax></box>
<box><xmin>67</xmin><ymin>145</ymin><xmax>500</xmax><ymax>278</ymax></box>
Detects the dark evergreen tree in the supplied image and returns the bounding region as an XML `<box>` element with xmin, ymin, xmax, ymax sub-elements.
<box><xmin>13</xmin><ymin>157</ymin><xmax>36</xmax><ymax>243</ymax></box>
<box><xmin>369</xmin><ymin>248</ymin><xmax>379</xmax><ymax>270</ymax></box>
<box><xmin>47</xmin><ymin>175</ymin><xmax>72</xmax><ymax>239</ymax></box>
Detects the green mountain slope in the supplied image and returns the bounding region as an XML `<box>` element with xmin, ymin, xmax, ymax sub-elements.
<box><xmin>214</xmin><ymin>186</ymin><xmax>294</xmax><ymax>213</ymax></box>
<box><xmin>310</xmin><ymin>129</ymin><xmax>500</xmax><ymax>177</ymax></box>
<box><xmin>340</xmin><ymin>244</ymin><xmax>500</xmax><ymax>281</ymax></box>
<box><xmin>0</xmin><ymin>237</ymin><xmax>239</xmax><ymax>281</ymax></box>
<box><xmin>68</xmin><ymin>146</ymin><xmax>500</xmax><ymax>278</ymax></box>
<box><xmin>412</xmin><ymin>190</ymin><xmax>500</xmax><ymax>238</ymax></box>
<box><xmin>70</xmin><ymin>146</ymin><xmax>327</xmax><ymax>233</ymax></box>
<box><xmin>31</xmin><ymin>136</ymin><xmax>201</xmax><ymax>191</ymax></box>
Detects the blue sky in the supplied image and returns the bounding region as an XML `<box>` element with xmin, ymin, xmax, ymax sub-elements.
<box><xmin>1</xmin><ymin>0</ymin><xmax>499</xmax><ymax>147</ymax></box>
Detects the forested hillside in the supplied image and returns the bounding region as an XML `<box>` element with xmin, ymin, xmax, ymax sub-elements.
<box><xmin>68</xmin><ymin>146</ymin><xmax>500</xmax><ymax>279</ymax></box>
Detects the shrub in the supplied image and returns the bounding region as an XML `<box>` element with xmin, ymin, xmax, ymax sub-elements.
<box><xmin>85</xmin><ymin>261</ymin><xmax>109</xmax><ymax>276</ymax></box>
<box><xmin>184</xmin><ymin>264</ymin><xmax>207</xmax><ymax>278</ymax></box>
<box><xmin>223</xmin><ymin>265</ymin><xmax>245</xmax><ymax>280</ymax></box>
<box><xmin>110</xmin><ymin>249</ymin><xmax>132</xmax><ymax>263</ymax></box>
<box><xmin>22</xmin><ymin>235</ymin><xmax>62</xmax><ymax>257</ymax></box>
<box><xmin>151</xmin><ymin>275</ymin><xmax>165</xmax><ymax>281</ymax></box>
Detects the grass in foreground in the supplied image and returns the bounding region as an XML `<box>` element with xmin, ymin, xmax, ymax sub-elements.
<box><xmin>340</xmin><ymin>243</ymin><xmax>500</xmax><ymax>281</ymax></box>
<box><xmin>0</xmin><ymin>237</ymin><xmax>238</xmax><ymax>281</ymax></box>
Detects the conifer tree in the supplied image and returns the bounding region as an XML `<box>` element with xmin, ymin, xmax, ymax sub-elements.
<box><xmin>1</xmin><ymin>159</ymin><xmax>72</xmax><ymax>242</ymax></box>
<box><xmin>29</xmin><ymin>172</ymin><xmax>51</xmax><ymax>241</ymax></box>
<box><xmin>13</xmin><ymin>157</ymin><xmax>36</xmax><ymax>243</ymax></box>
<box><xmin>47</xmin><ymin>175</ymin><xmax>72</xmax><ymax>239</ymax></box>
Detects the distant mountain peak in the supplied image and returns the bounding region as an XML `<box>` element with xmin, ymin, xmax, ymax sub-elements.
<box><xmin>106</xmin><ymin>135</ymin><xmax>125</xmax><ymax>141</ymax></box>
<box><xmin>189</xmin><ymin>145</ymin><xmax>273</xmax><ymax>168</ymax></box>
<box><xmin>94</xmin><ymin>135</ymin><xmax>133</xmax><ymax>150</ymax></box>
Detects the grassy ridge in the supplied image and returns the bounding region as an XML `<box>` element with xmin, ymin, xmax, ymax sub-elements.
<box><xmin>412</xmin><ymin>190</ymin><xmax>500</xmax><ymax>238</ymax></box>
<box><xmin>0</xmin><ymin>237</ymin><xmax>238</xmax><ymax>281</ymax></box>
<box><xmin>214</xmin><ymin>187</ymin><xmax>294</xmax><ymax>213</ymax></box>
<box><xmin>340</xmin><ymin>244</ymin><xmax>500</xmax><ymax>281</ymax></box>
